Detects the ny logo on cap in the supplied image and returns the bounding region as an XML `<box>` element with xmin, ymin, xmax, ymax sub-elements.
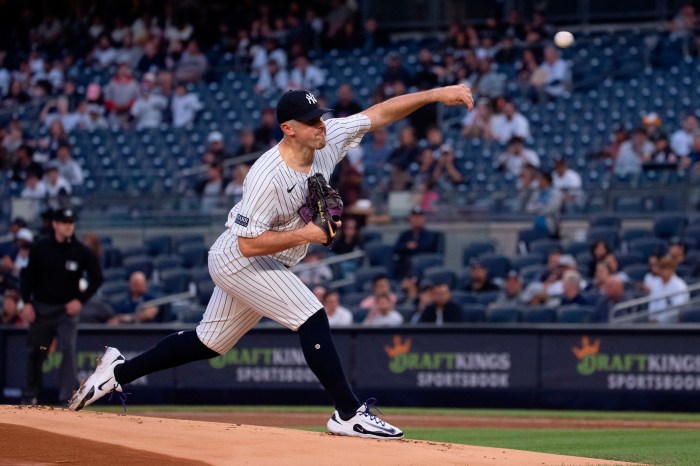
<box><xmin>305</xmin><ymin>93</ymin><xmax>317</xmax><ymax>104</ymax></box>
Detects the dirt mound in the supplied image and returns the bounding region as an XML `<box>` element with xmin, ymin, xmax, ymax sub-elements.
<box><xmin>0</xmin><ymin>405</ymin><xmax>634</xmax><ymax>466</ymax></box>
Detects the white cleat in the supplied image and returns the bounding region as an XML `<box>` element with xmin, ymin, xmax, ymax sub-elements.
<box><xmin>327</xmin><ymin>398</ymin><xmax>403</xmax><ymax>440</ymax></box>
<box><xmin>68</xmin><ymin>347</ymin><xmax>125</xmax><ymax>411</ymax></box>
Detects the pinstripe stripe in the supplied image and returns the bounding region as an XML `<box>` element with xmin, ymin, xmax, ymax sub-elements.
<box><xmin>197</xmin><ymin>114</ymin><xmax>371</xmax><ymax>352</ymax></box>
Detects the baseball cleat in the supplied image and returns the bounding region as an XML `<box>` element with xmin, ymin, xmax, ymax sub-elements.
<box><xmin>68</xmin><ymin>347</ymin><xmax>125</xmax><ymax>411</ymax></box>
<box><xmin>327</xmin><ymin>398</ymin><xmax>403</xmax><ymax>440</ymax></box>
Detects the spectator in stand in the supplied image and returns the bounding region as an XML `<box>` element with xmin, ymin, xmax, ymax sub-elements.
<box><xmin>289</xmin><ymin>55</ymin><xmax>326</xmax><ymax>91</ymax></box>
<box><xmin>332</xmin><ymin>84</ymin><xmax>362</xmax><ymax>118</ymax></box>
<box><xmin>88</xmin><ymin>34</ymin><xmax>117</xmax><ymax>69</ymax></box>
<box><xmin>330</xmin><ymin>216</ymin><xmax>364</xmax><ymax>255</ymax></box>
<box><xmin>254</xmin><ymin>107</ymin><xmax>283</xmax><ymax>148</ymax></box>
<box><xmin>491</xmin><ymin>270</ymin><xmax>526</xmax><ymax>308</ymax></box>
<box><xmin>559</xmin><ymin>270</ymin><xmax>590</xmax><ymax>306</ymax></box>
<box><xmin>54</xmin><ymin>143</ymin><xmax>83</xmax><ymax>188</ymax></box>
<box><xmin>207</xmin><ymin>131</ymin><xmax>233</xmax><ymax>163</ymax></box>
<box><xmin>322</xmin><ymin>290</ymin><xmax>353</xmax><ymax>327</ymax></box>
<box><xmin>432</xmin><ymin>144</ymin><xmax>464</xmax><ymax>193</ymax></box>
<box><xmin>587</xmin><ymin>241</ymin><xmax>611</xmax><ymax>278</ymax></box>
<box><xmin>464</xmin><ymin>257</ymin><xmax>500</xmax><ymax>294</ymax></box>
<box><xmin>387</xmin><ymin>126</ymin><xmax>420</xmax><ymax>190</ymax></box>
<box><xmin>418</xmin><ymin>283</ymin><xmax>462</xmax><ymax>325</ymax></box>
<box><xmin>394</xmin><ymin>206</ymin><xmax>441</xmax><ymax>278</ymax></box>
<box><xmin>648</xmin><ymin>255</ymin><xmax>689</xmax><ymax>323</ymax></box>
<box><xmin>461</xmin><ymin>98</ymin><xmax>495</xmax><ymax>139</ymax></box>
<box><xmin>1</xmin><ymin>289</ymin><xmax>24</xmax><ymax>327</ymax></box>
<box><xmin>104</xmin><ymin>62</ymin><xmax>140</xmax><ymax>128</ymax></box>
<box><xmin>592</xmin><ymin>276</ymin><xmax>628</xmax><ymax>323</ymax></box>
<box><xmin>530</xmin><ymin>46</ymin><xmax>570</xmax><ymax>102</ymax></box>
<box><xmin>137</xmin><ymin>39</ymin><xmax>167</xmax><ymax>75</ymax></box>
<box><xmin>670</xmin><ymin>114</ymin><xmax>698</xmax><ymax>162</ymax></box>
<box><xmin>490</xmin><ymin>101</ymin><xmax>531</xmax><ymax>143</ymax></box>
<box><xmin>1</xmin><ymin>227</ymin><xmax>32</xmax><ymax>279</ymax></box>
<box><xmin>552</xmin><ymin>156</ymin><xmax>583</xmax><ymax>210</ymax></box>
<box><xmin>131</xmin><ymin>82</ymin><xmax>168</xmax><ymax>130</ymax></box>
<box><xmin>468</xmin><ymin>59</ymin><xmax>505</xmax><ymax>100</ymax></box>
<box><xmin>43</xmin><ymin>165</ymin><xmax>72</xmax><ymax>209</ymax></box>
<box><xmin>403</xmin><ymin>279</ymin><xmax>435</xmax><ymax>324</ymax></box>
<box><xmin>174</xmin><ymin>40</ymin><xmax>208</xmax><ymax>83</ymax></box>
<box><xmin>115</xmin><ymin>30</ymin><xmax>143</xmax><ymax>69</ymax></box>
<box><xmin>362</xmin><ymin>127</ymin><xmax>391</xmax><ymax>175</ymax></box>
<box><xmin>224</xmin><ymin>164</ymin><xmax>249</xmax><ymax>198</ymax></box>
<box><xmin>234</xmin><ymin>128</ymin><xmax>265</xmax><ymax>157</ymax></box>
<box><xmin>39</xmin><ymin>96</ymin><xmax>80</xmax><ymax>133</ymax></box>
<box><xmin>1</xmin><ymin>79</ymin><xmax>30</xmax><ymax>110</ymax></box>
<box><xmin>413</xmin><ymin>48</ymin><xmax>439</xmax><ymax>91</ymax></box>
<box><xmin>641</xmin><ymin>112</ymin><xmax>664</xmax><ymax>141</ymax></box>
<box><xmin>108</xmin><ymin>272</ymin><xmax>159</xmax><ymax>325</ymax></box>
<box><xmin>250</xmin><ymin>38</ymin><xmax>288</xmax><ymax>77</ymax></box>
<box><xmin>11</xmin><ymin>145</ymin><xmax>43</xmax><ymax>183</ymax></box>
<box><xmin>20</xmin><ymin>170</ymin><xmax>47</xmax><ymax>206</ymax></box>
<box><xmin>171</xmin><ymin>82</ymin><xmax>203</xmax><ymax>128</ymax></box>
<box><xmin>496</xmin><ymin>136</ymin><xmax>540</xmax><ymax>176</ymax></box>
<box><xmin>382</xmin><ymin>52</ymin><xmax>412</xmax><ymax>91</ymax></box>
<box><xmin>363</xmin><ymin>292</ymin><xmax>403</xmax><ymax>327</ymax></box>
<box><xmin>360</xmin><ymin>17</ymin><xmax>388</xmax><ymax>52</ymax></box>
<box><xmin>196</xmin><ymin>162</ymin><xmax>225</xmax><ymax>213</ymax></box>
<box><xmin>614</xmin><ymin>127</ymin><xmax>653</xmax><ymax>177</ymax></box>
<box><xmin>641</xmin><ymin>254</ymin><xmax>662</xmax><ymax>294</ymax></box>
<box><xmin>297</xmin><ymin>247</ymin><xmax>333</xmax><ymax>287</ymax></box>
<box><xmin>603</xmin><ymin>253</ymin><xmax>630</xmax><ymax>283</ymax></box>
<box><xmin>84</xmin><ymin>103</ymin><xmax>109</xmax><ymax>130</ymax></box>
<box><xmin>526</xmin><ymin>170</ymin><xmax>562</xmax><ymax>239</ymax></box>
<box><xmin>648</xmin><ymin>133</ymin><xmax>678</xmax><ymax>165</ymax></box>
<box><xmin>360</xmin><ymin>274</ymin><xmax>398</xmax><ymax>315</ymax></box>
<box><xmin>254</xmin><ymin>59</ymin><xmax>290</xmax><ymax>96</ymax></box>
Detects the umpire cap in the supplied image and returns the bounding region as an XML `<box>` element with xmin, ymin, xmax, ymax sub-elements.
<box><xmin>53</xmin><ymin>208</ymin><xmax>76</xmax><ymax>223</ymax></box>
<box><xmin>276</xmin><ymin>90</ymin><xmax>333</xmax><ymax>124</ymax></box>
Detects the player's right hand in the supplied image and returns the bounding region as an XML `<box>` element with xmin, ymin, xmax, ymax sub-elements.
<box><xmin>22</xmin><ymin>303</ymin><xmax>36</xmax><ymax>324</ymax></box>
<box><xmin>304</xmin><ymin>220</ymin><xmax>341</xmax><ymax>244</ymax></box>
<box><xmin>438</xmin><ymin>84</ymin><xmax>474</xmax><ymax>111</ymax></box>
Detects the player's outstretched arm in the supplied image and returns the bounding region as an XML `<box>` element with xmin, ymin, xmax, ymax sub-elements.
<box><xmin>238</xmin><ymin>222</ymin><xmax>339</xmax><ymax>258</ymax></box>
<box><xmin>362</xmin><ymin>84</ymin><xmax>474</xmax><ymax>132</ymax></box>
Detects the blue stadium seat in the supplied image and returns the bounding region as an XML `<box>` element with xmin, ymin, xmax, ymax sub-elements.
<box><xmin>363</xmin><ymin>242</ymin><xmax>395</xmax><ymax>276</ymax></box>
<box><xmin>628</xmin><ymin>237</ymin><xmax>667</xmax><ymax>259</ymax></box>
<box><xmin>616</xmin><ymin>253</ymin><xmax>646</xmax><ymax>269</ymax></box>
<box><xmin>476</xmin><ymin>254</ymin><xmax>512</xmax><ymax>280</ymax></box>
<box><xmin>472</xmin><ymin>291</ymin><xmax>501</xmax><ymax>306</ymax></box>
<box><xmin>450</xmin><ymin>290</ymin><xmax>477</xmax><ymax>306</ymax></box>
<box><xmin>154</xmin><ymin>255</ymin><xmax>184</xmax><ymax>273</ymax></box>
<box><xmin>679</xmin><ymin>309</ymin><xmax>700</xmax><ymax>323</ymax></box>
<box><xmin>487</xmin><ymin>307</ymin><xmax>522</xmax><ymax>323</ymax></box>
<box><xmin>160</xmin><ymin>268</ymin><xmax>191</xmax><ymax>294</ymax></box>
<box><xmin>511</xmin><ymin>254</ymin><xmax>544</xmax><ymax>271</ymax></box>
<box><xmin>623</xmin><ymin>263</ymin><xmax>649</xmax><ymax>282</ymax></box>
<box><xmin>589</xmin><ymin>215</ymin><xmax>621</xmax><ymax>229</ymax></box>
<box><xmin>99</xmin><ymin>281</ymin><xmax>129</xmax><ymax>300</ymax></box>
<box><xmin>145</xmin><ymin>235</ymin><xmax>173</xmax><ymax>257</ymax></box>
<box><xmin>516</xmin><ymin>229</ymin><xmax>551</xmax><ymax>254</ymax></box>
<box><xmin>409</xmin><ymin>253</ymin><xmax>444</xmax><ymax>279</ymax></box>
<box><xmin>462</xmin><ymin>241</ymin><xmax>497</xmax><ymax>267</ymax></box>
<box><xmin>353</xmin><ymin>266</ymin><xmax>389</xmax><ymax>292</ymax></box>
<box><xmin>179</xmin><ymin>244</ymin><xmax>209</xmax><ymax>268</ymax></box>
<box><xmin>620</xmin><ymin>228</ymin><xmax>653</xmax><ymax>250</ymax></box>
<box><xmin>587</xmin><ymin>226</ymin><xmax>620</xmax><ymax>250</ymax></box>
<box><xmin>422</xmin><ymin>266</ymin><xmax>458</xmax><ymax>289</ymax></box>
<box><xmin>122</xmin><ymin>255</ymin><xmax>154</xmax><ymax>279</ymax></box>
<box><xmin>557</xmin><ymin>306</ymin><xmax>595</xmax><ymax>323</ymax></box>
<box><xmin>460</xmin><ymin>305</ymin><xmax>487</xmax><ymax>323</ymax></box>
<box><xmin>102</xmin><ymin>246</ymin><xmax>123</xmax><ymax>269</ymax></box>
<box><xmin>196</xmin><ymin>280</ymin><xmax>215</xmax><ymax>306</ymax></box>
<box><xmin>522</xmin><ymin>306</ymin><xmax>557</xmax><ymax>323</ymax></box>
<box><xmin>102</xmin><ymin>268</ymin><xmax>127</xmax><ymax>282</ymax></box>
<box><xmin>653</xmin><ymin>214</ymin><xmax>688</xmax><ymax>240</ymax></box>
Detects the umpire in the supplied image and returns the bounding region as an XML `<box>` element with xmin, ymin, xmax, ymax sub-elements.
<box><xmin>20</xmin><ymin>208</ymin><xmax>103</xmax><ymax>404</ymax></box>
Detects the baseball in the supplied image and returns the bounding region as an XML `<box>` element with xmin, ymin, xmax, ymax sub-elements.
<box><xmin>554</xmin><ymin>31</ymin><xmax>574</xmax><ymax>48</ymax></box>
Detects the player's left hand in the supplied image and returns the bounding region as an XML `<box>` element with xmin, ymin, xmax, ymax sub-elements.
<box><xmin>65</xmin><ymin>299</ymin><xmax>82</xmax><ymax>316</ymax></box>
<box><xmin>437</xmin><ymin>84</ymin><xmax>474</xmax><ymax>111</ymax></box>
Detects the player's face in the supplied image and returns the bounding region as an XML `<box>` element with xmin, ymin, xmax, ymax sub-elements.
<box><xmin>297</xmin><ymin>116</ymin><xmax>327</xmax><ymax>149</ymax></box>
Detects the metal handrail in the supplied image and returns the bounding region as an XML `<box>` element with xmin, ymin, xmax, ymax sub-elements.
<box><xmin>610</xmin><ymin>281</ymin><xmax>700</xmax><ymax>323</ymax></box>
<box><xmin>135</xmin><ymin>290</ymin><xmax>196</xmax><ymax>312</ymax></box>
<box><xmin>290</xmin><ymin>250</ymin><xmax>365</xmax><ymax>273</ymax></box>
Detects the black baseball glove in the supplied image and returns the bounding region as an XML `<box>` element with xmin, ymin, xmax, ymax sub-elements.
<box><xmin>298</xmin><ymin>173</ymin><xmax>343</xmax><ymax>247</ymax></box>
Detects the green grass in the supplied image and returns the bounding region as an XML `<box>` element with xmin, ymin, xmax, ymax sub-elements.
<box><xmin>89</xmin><ymin>404</ymin><xmax>700</xmax><ymax>423</ymax></box>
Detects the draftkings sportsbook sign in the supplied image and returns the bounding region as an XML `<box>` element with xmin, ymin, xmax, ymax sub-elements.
<box><xmin>355</xmin><ymin>333</ymin><xmax>537</xmax><ymax>390</ymax></box>
<box><xmin>542</xmin><ymin>335</ymin><xmax>700</xmax><ymax>392</ymax></box>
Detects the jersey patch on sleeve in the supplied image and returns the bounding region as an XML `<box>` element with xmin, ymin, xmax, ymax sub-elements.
<box><xmin>235</xmin><ymin>214</ymin><xmax>250</xmax><ymax>227</ymax></box>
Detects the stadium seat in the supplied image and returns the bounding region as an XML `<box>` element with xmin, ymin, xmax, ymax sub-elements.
<box><xmin>363</xmin><ymin>242</ymin><xmax>395</xmax><ymax>276</ymax></box>
<box><xmin>145</xmin><ymin>235</ymin><xmax>173</xmax><ymax>257</ymax></box>
<box><xmin>564</xmin><ymin>242</ymin><xmax>591</xmax><ymax>258</ymax></box>
<box><xmin>487</xmin><ymin>307</ymin><xmax>522</xmax><ymax>323</ymax></box>
<box><xmin>342</xmin><ymin>291</ymin><xmax>367</xmax><ymax>308</ymax></box>
<box><xmin>628</xmin><ymin>237</ymin><xmax>667</xmax><ymax>258</ymax></box>
<box><xmin>154</xmin><ymin>255</ymin><xmax>184</xmax><ymax>273</ymax></box>
<box><xmin>196</xmin><ymin>280</ymin><xmax>215</xmax><ymax>306</ymax></box>
<box><xmin>557</xmin><ymin>306</ymin><xmax>595</xmax><ymax>323</ymax></box>
<box><xmin>516</xmin><ymin>229</ymin><xmax>550</xmax><ymax>254</ymax></box>
<box><xmin>587</xmin><ymin>226</ymin><xmax>620</xmax><ymax>250</ymax></box>
<box><xmin>462</xmin><ymin>241</ymin><xmax>496</xmax><ymax>267</ymax></box>
<box><xmin>352</xmin><ymin>307</ymin><xmax>369</xmax><ymax>323</ymax></box>
<box><xmin>409</xmin><ymin>253</ymin><xmax>444</xmax><ymax>279</ymax></box>
<box><xmin>122</xmin><ymin>246</ymin><xmax>149</xmax><ymax>260</ymax></box>
<box><xmin>179</xmin><ymin>244</ymin><xmax>209</xmax><ymax>268</ymax></box>
<box><xmin>122</xmin><ymin>255</ymin><xmax>154</xmax><ymax>279</ymax></box>
<box><xmin>102</xmin><ymin>246</ymin><xmax>123</xmax><ymax>269</ymax></box>
<box><xmin>99</xmin><ymin>281</ymin><xmax>129</xmax><ymax>301</ymax></box>
<box><xmin>623</xmin><ymin>263</ymin><xmax>649</xmax><ymax>282</ymax></box>
<box><xmin>160</xmin><ymin>268</ymin><xmax>191</xmax><ymax>294</ymax></box>
<box><xmin>615</xmin><ymin>253</ymin><xmax>646</xmax><ymax>269</ymax></box>
<box><xmin>102</xmin><ymin>267</ymin><xmax>127</xmax><ymax>282</ymax></box>
<box><xmin>589</xmin><ymin>215</ymin><xmax>621</xmax><ymax>229</ymax></box>
<box><xmin>529</xmin><ymin>239</ymin><xmax>562</xmax><ymax>257</ymax></box>
<box><xmin>450</xmin><ymin>290</ymin><xmax>477</xmax><ymax>306</ymax></box>
<box><xmin>679</xmin><ymin>309</ymin><xmax>700</xmax><ymax>323</ymax></box>
<box><xmin>423</xmin><ymin>266</ymin><xmax>458</xmax><ymax>289</ymax></box>
<box><xmin>459</xmin><ymin>305</ymin><xmax>487</xmax><ymax>323</ymax></box>
<box><xmin>476</xmin><ymin>254</ymin><xmax>512</xmax><ymax>280</ymax></box>
<box><xmin>511</xmin><ymin>254</ymin><xmax>544</xmax><ymax>271</ymax></box>
<box><xmin>620</xmin><ymin>228</ymin><xmax>653</xmax><ymax>251</ymax></box>
<box><xmin>353</xmin><ymin>266</ymin><xmax>389</xmax><ymax>292</ymax></box>
<box><xmin>653</xmin><ymin>214</ymin><xmax>688</xmax><ymax>240</ymax></box>
<box><xmin>522</xmin><ymin>306</ymin><xmax>557</xmax><ymax>323</ymax></box>
<box><xmin>473</xmin><ymin>291</ymin><xmax>501</xmax><ymax>306</ymax></box>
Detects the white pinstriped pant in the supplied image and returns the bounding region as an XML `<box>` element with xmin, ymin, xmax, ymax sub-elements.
<box><xmin>196</xmin><ymin>251</ymin><xmax>321</xmax><ymax>354</ymax></box>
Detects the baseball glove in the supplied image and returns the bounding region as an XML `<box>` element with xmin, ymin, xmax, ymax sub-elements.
<box><xmin>299</xmin><ymin>173</ymin><xmax>343</xmax><ymax>247</ymax></box>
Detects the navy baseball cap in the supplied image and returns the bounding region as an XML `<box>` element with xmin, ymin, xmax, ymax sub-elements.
<box><xmin>276</xmin><ymin>90</ymin><xmax>333</xmax><ymax>124</ymax></box>
<box><xmin>53</xmin><ymin>208</ymin><xmax>76</xmax><ymax>223</ymax></box>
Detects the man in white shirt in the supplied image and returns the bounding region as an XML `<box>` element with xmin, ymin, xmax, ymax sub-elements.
<box><xmin>536</xmin><ymin>46</ymin><xmax>571</xmax><ymax>100</ymax></box>
<box><xmin>614</xmin><ymin>128</ymin><xmax>653</xmax><ymax>177</ymax></box>
<box><xmin>496</xmin><ymin>136</ymin><xmax>540</xmax><ymax>176</ymax></box>
<box><xmin>648</xmin><ymin>256</ymin><xmax>689</xmax><ymax>323</ymax></box>
<box><xmin>130</xmin><ymin>85</ymin><xmax>168</xmax><ymax>129</ymax></box>
<box><xmin>490</xmin><ymin>101</ymin><xmax>530</xmax><ymax>143</ymax></box>
<box><xmin>171</xmin><ymin>82</ymin><xmax>203</xmax><ymax>127</ymax></box>
<box><xmin>254</xmin><ymin>59</ymin><xmax>289</xmax><ymax>96</ymax></box>
<box><xmin>552</xmin><ymin>156</ymin><xmax>583</xmax><ymax>208</ymax></box>
<box><xmin>54</xmin><ymin>143</ymin><xmax>84</xmax><ymax>187</ymax></box>
<box><xmin>323</xmin><ymin>290</ymin><xmax>353</xmax><ymax>327</ymax></box>
<box><xmin>363</xmin><ymin>293</ymin><xmax>404</xmax><ymax>327</ymax></box>
<box><xmin>670</xmin><ymin>114</ymin><xmax>698</xmax><ymax>157</ymax></box>
<box><xmin>289</xmin><ymin>56</ymin><xmax>326</xmax><ymax>91</ymax></box>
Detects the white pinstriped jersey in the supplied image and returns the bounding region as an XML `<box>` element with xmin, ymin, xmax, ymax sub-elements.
<box><xmin>210</xmin><ymin>114</ymin><xmax>371</xmax><ymax>271</ymax></box>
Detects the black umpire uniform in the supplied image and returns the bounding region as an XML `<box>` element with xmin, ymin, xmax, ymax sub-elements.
<box><xmin>20</xmin><ymin>208</ymin><xmax>103</xmax><ymax>404</ymax></box>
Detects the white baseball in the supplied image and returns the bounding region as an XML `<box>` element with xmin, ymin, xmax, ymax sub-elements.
<box><xmin>554</xmin><ymin>31</ymin><xmax>574</xmax><ymax>48</ymax></box>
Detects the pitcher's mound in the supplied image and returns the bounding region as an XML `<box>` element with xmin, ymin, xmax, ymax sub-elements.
<box><xmin>0</xmin><ymin>405</ymin><xmax>632</xmax><ymax>465</ymax></box>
